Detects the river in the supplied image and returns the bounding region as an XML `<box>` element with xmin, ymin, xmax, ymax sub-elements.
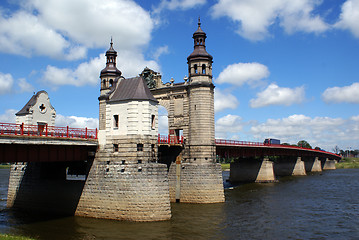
<box><xmin>0</xmin><ymin>168</ymin><xmax>358</xmax><ymax>240</ymax></box>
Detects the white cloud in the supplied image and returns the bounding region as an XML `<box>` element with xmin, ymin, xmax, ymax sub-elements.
<box><xmin>42</xmin><ymin>54</ymin><xmax>105</xmax><ymax>87</ymax></box>
<box><xmin>23</xmin><ymin>0</ymin><xmax>154</xmax><ymax>49</ymax></box>
<box><xmin>335</xmin><ymin>0</ymin><xmax>359</xmax><ymax>38</ymax></box>
<box><xmin>0</xmin><ymin>72</ymin><xmax>34</xmax><ymax>94</ymax></box>
<box><xmin>211</xmin><ymin>0</ymin><xmax>329</xmax><ymax>41</ymax></box>
<box><xmin>216</xmin><ymin>62</ymin><xmax>269</xmax><ymax>86</ymax></box>
<box><xmin>322</xmin><ymin>82</ymin><xmax>359</xmax><ymax>104</ymax></box>
<box><xmin>154</xmin><ymin>0</ymin><xmax>206</xmax><ymax>13</ymax></box>
<box><xmin>216</xmin><ymin>114</ymin><xmax>243</xmax><ymax>139</ymax></box>
<box><xmin>0</xmin><ymin>73</ymin><xmax>14</xmax><ymax>95</ymax></box>
<box><xmin>214</xmin><ymin>89</ymin><xmax>239</xmax><ymax>112</ymax></box>
<box><xmin>41</xmin><ymin>48</ymin><xmax>160</xmax><ymax>88</ymax></box>
<box><xmin>153</xmin><ymin>46</ymin><xmax>170</xmax><ymax>61</ymax></box>
<box><xmin>0</xmin><ymin>109</ymin><xmax>17</xmax><ymax>123</ymax></box>
<box><xmin>117</xmin><ymin>50</ymin><xmax>160</xmax><ymax>78</ymax></box>
<box><xmin>0</xmin><ymin>0</ymin><xmax>154</xmax><ymax>59</ymax></box>
<box><xmin>0</xmin><ymin>11</ymin><xmax>86</xmax><ymax>60</ymax></box>
<box><xmin>250</xmin><ymin>83</ymin><xmax>305</xmax><ymax>108</ymax></box>
<box><xmin>18</xmin><ymin>78</ymin><xmax>34</xmax><ymax>93</ymax></box>
<box><xmin>55</xmin><ymin>114</ymin><xmax>98</xmax><ymax>129</ymax></box>
<box><xmin>250</xmin><ymin>114</ymin><xmax>354</xmax><ymax>150</ymax></box>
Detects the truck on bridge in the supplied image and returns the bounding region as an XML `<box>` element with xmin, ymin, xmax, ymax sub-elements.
<box><xmin>264</xmin><ymin>138</ymin><xmax>280</xmax><ymax>145</ymax></box>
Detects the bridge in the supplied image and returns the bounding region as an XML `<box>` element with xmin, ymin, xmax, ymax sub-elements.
<box><xmin>2</xmin><ymin>20</ymin><xmax>343</xmax><ymax>222</ymax></box>
<box><xmin>0</xmin><ymin>122</ymin><xmax>97</xmax><ymax>163</ymax></box>
<box><xmin>1</xmin><ymin>122</ymin><xmax>340</xmax><ymax>162</ymax></box>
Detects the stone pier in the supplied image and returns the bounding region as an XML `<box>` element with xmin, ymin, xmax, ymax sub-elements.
<box><xmin>304</xmin><ymin>157</ymin><xmax>322</xmax><ymax>172</ymax></box>
<box><xmin>274</xmin><ymin>156</ymin><xmax>306</xmax><ymax>177</ymax></box>
<box><xmin>322</xmin><ymin>158</ymin><xmax>336</xmax><ymax>170</ymax></box>
<box><xmin>230</xmin><ymin>157</ymin><xmax>276</xmax><ymax>183</ymax></box>
<box><xmin>75</xmin><ymin>149</ymin><xmax>171</xmax><ymax>222</ymax></box>
<box><xmin>168</xmin><ymin>161</ymin><xmax>224</xmax><ymax>203</ymax></box>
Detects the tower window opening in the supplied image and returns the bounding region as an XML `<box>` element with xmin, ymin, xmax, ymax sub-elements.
<box><xmin>151</xmin><ymin>114</ymin><xmax>155</xmax><ymax>129</ymax></box>
<box><xmin>137</xmin><ymin>143</ymin><xmax>144</xmax><ymax>151</ymax></box>
<box><xmin>113</xmin><ymin>115</ymin><xmax>119</xmax><ymax>129</ymax></box>
<box><xmin>194</xmin><ymin>64</ymin><xmax>198</xmax><ymax>74</ymax></box>
<box><xmin>109</xmin><ymin>79</ymin><xmax>114</xmax><ymax>87</ymax></box>
<box><xmin>202</xmin><ymin>64</ymin><xmax>206</xmax><ymax>74</ymax></box>
<box><xmin>113</xmin><ymin>144</ymin><xmax>119</xmax><ymax>152</ymax></box>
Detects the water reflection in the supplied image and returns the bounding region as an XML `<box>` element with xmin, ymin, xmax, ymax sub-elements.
<box><xmin>0</xmin><ymin>169</ymin><xmax>359</xmax><ymax>239</ymax></box>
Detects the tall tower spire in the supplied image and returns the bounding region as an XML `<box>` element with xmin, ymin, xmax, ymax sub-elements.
<box><xmin>100</xmin><ymin>39</ymin><xmax>122</xmax><ymax>92</ymax></box>
<box><xmin>187</xmin><ymin>18</ymin><xmax>213</xmax><ymax>83</ymax></box>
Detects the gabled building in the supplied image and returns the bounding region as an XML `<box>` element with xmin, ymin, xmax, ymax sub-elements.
<box><xmin>15</xmin><ymin>90</ymin><xmax>56</xmax><ymax>130</ymax></box>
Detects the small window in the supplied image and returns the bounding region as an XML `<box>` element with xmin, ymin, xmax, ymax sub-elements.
<box><xmin>138</xmin><ymin>160</ymin><xmax>142</xmax><ymax>164</ymax></box>
<box><xmin>109</xmin><ymin>79</ymin><xmax>114</xmax><ymax>87</ymax></box>
<box><xmin>121</xmin><ymin>160</ymin><xmax>126</xmax><ymax>164</ymax></box>
<box><xmin>113</xmin><ymin>144</ymin><xmax>119</xmax><ymax>152</ymax></box>
<box><xmin>194</xmin><ymin>64</ymin><xmax>198</xmax><ymax>74</ymax></box>
<box><xmin>137</xmin><ymin>144</ymin><xmax>143</xmax><ymax>151</ymax></box>
<box><xmin>113</xmin><ymin>115</ymin><xmax>119</xmax><ymax>129</ymax></box>
<box><xmin>202</xmin><ymin>64</ymin><xmax>206</xmax><ymax>74</ymax></box>
<box><xmin>151</xmin><ymin>114</ymin><xmax>155</xmax><ymax>129</ymax></box>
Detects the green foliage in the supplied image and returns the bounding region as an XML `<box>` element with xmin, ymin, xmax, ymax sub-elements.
<box><xmin>336</xmin><ymin>158</ymin><xmax>359</xmax><ymax>169</ymax></box>
<box><xmin>221</xmin><ymin>163</ymin><xmax>230</xmax><ymax>171</ymax></box>
<box><xmin>297</xmin><ymin>140</ymin><xmax>312</xmax><ymax>149</ymax></box>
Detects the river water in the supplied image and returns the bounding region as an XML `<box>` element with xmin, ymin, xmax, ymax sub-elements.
<box><xmin>0</xmin><ymin>168</ymin><xmax>358</xmax><ymax>240</ymax></box>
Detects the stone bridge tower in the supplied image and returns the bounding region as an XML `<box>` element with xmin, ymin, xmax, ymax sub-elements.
<box><xmin>149</xmin><ymin>19</ymin><xmax>224</xmax><ymax>203</ymax></box>
<box><xmin>186</xmin><ymin>18</ymin><xmax>215</xmax><ymax>164</ymax></box>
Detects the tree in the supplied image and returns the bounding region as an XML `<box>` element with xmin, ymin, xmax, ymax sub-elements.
<box><xmin>297</xmin><ymin>140</ymin><xmax>312</xmax><ymax>149</ymax></box>
<box><xmin>332</xmin><ymin>145</ymin><xmax>340</xmax><ymax>154</ymax></box>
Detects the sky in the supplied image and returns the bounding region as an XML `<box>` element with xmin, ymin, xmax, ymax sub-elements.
<box><xmin>0</xmin><ymin>0</ymin><xmax>359</xmax><ymax>152</ymax></box>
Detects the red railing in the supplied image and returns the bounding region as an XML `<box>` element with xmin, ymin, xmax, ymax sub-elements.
<box><xmin>0</xmin><ymin>122</ymin><xmax>97</xmax><ymax>140</ymax></box>
<box><xmin>215</xmin><ymin>139</ymin><xmax>341</xmax><ymax>158</ymax></box>
<box><xmin>158</xmin><ymin>134</ymin><xmax>184</xmax><ymax>145</ymax></box>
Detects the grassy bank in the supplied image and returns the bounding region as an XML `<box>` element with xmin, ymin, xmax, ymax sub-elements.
<box><xmin>336</xmin><ymin>157</ymin><xmax>359</xmax><ymax>169</ymax></box>
<box><xmin>221</xmin><ymin>163</ymin><xmax>230</xmax><ymax>171</ymax></box>
<box><xmin>0</xmin><ymin>164</ymin><xmax>11</xmax><ymax>169</ymax></box>
<box><xmin>0</xmin><ymin>234</ymin><xmax>35</xmax><ymax>240</ymax></box>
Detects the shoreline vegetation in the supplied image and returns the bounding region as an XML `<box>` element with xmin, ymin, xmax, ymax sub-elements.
<box><xmin>336</xmin><ymin>157</ymin><xmax>359</xmax><ymax>169</ymax></box>
<box><xmin>0</xmin><ymin>234</ymin><xmax>35</xmax><ymax>240</ymax></box>
<box><xmin>221</xmin><ymin>157</ymin><xmax>359</xmax><ymax>170</ymax></box>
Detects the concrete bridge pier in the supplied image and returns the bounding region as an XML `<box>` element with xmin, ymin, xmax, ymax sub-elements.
<box><xmin>229</xmin><ymin>157</ymin><xmax>276</xmax><ymax>183</ymax></box>
<box><xmin>322</xmin><ymin>158</ymin><xmax>336</xmax><ymax>170</ymax></box>
<box><xmin>168</xmin><ymin>160</ymin><xmax>224</xmax><ymax>203</ymax></box>
<box><xmin>273</xmin><ymin>156</ymin><xmax>306</xmax><ymax>177</ymax></box>
<box><xmin>304</xmin><ymin>157</ymin><xmax>322</xmax><ymax>173</ymax></box>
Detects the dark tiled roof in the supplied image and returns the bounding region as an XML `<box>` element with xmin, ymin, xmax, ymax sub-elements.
<box><xmin>16</xmin><ymin>90</ymin><xmax>50</xmax><ymax>116</ymax></box>
<box><xmin>109</xmin><ymin>76</ymin><xmax>158</xmax><ymax>103</ymax></box>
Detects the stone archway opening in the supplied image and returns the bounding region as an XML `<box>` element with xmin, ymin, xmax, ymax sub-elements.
<box><xmin>158</xmin><ymin>105</ymin><xmax>168</xmax><ymax>135</ymax></box>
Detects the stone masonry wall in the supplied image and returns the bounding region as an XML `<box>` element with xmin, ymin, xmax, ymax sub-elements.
<box><xmin>168</xmin><ymin>162</ymin><xmax>224</xmax><ymax>203</ymax></box>
<box><xmin>75</xmin><ymin>150</ymin><xmax>171</xmax><ymax>221</ymax></box>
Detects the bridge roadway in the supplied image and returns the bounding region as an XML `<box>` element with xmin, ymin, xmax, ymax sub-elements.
<box><xmin>215</xmin><ymin>139</ymin><xmax>341</xmax><ymax>161</ymax></box>
<box><xmin>0</xmin><ymin>122</ymin><xmax>341</xmax><ymax>162</ymax></box>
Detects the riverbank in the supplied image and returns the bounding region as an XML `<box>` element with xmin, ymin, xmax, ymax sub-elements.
<box><xmin>336</xmin><ymin>157</ymin><xmax>359</xmax><ymax>169</ymax></box>
<box><xmin>0</xmin><ymin>234</ymin><xmax>35</xmax><ymax>240</ymax></box>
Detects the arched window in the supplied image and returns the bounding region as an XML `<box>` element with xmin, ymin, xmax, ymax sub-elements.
<box><xmin>109</xmin><ymin>79</ymin><xmax>114</xmax><ymax>87</ymax></box>
<box><xmin>202</xmin><ymin>64</ymin><xmax>206</xmax><ymax>74</ymax></box>
<box><xmin>194</xmin><ymin>64</ymin><xmax>198</xmax><ymax>74</ymax></box>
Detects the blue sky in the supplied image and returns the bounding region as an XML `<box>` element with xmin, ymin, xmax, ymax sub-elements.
<box><xmin>0</xmin><ymin>0</ymin><xmax>359</xmax><ymax>151</ymax></box>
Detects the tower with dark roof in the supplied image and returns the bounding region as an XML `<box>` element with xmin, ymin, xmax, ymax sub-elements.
<box><xmin>187</xmin><ymin>17</ymin><xmax>213</xmax><ymax>83</ymax></box>
<box><xmin>76</xmin><ymin>42</ymin><xmax>171</xmax><ymax>222</ymax></box>
<box><xmin>186</xmin><ymin>18</ymin><xmax>216</xmax><ymax>164</ymax></box>
<box><xmin>100</xmin><ymin>38</ymin><xmax>122</xmax><ymax>94</ymax></box>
